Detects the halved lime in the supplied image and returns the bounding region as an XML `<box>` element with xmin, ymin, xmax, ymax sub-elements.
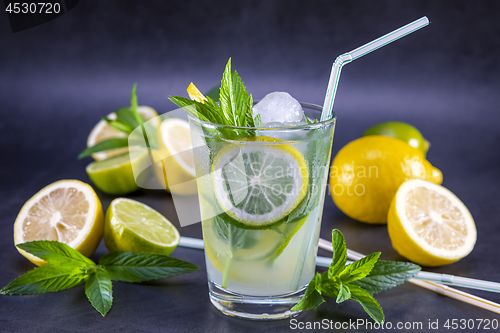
<box><xmin>104</xmin><ymin>198</ymin><xmax>180</xmax><ymax>255</ymax></box>
<box><xmin>212</xmin><ymin>137</ymin><xmax>309</xmax><ymax>228</ymax></box>
<box><xmin>86</xmin><ymin>149</ymin><xmax>149</xmax><ymax>195</ymax></box>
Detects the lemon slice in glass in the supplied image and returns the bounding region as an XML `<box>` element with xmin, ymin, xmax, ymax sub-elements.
<box><xmin>212</xmin><ymin>137</ymin><xmax>308</xmax><ymax>228</ymax></box>
<box><xmin>104</xmin><ymin>198</ymin><xmax>180</xmax><ymax>256</ymax></box>
<box><xmin>87</xmin><ymin>106</ymin><xmax>160</xmax><ymax>161</ymax></box>
<box><xmin>388</xmin><ymin>179</ymin><xmax>476</xmax><ymax>266</ymax></box>
<box><xmin>14</xmin><ymin>180</ymin><xmax>104</xmax><ymax>265</ymax></box>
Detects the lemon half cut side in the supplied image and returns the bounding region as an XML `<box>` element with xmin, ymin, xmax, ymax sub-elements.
<box><xmin>388</xmin><ymin>179</ymin><xmax>476</xmax><ymax>266</ymax></box>
<box><xmin>14</xmin><ymin>180</ymin><xmax>104</xmax><ymax>265</ymax></box>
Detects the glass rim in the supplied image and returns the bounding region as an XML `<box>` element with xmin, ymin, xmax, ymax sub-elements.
<box><xmin>187</xmin><ymin>102</ymin><xmax>336</xmax><ymax>131</ymax></box>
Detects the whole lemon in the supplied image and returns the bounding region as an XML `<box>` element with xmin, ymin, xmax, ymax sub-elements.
<box><xmin>329</xmin><ymin>136</ymin><xmax>442</xmax><ymax>224</ymax></box>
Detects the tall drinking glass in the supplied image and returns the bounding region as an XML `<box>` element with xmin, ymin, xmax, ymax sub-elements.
<box><xmin>188</xmin><ymin>103</ymin><xmax>336</xmax><ymax>320</ymax></box>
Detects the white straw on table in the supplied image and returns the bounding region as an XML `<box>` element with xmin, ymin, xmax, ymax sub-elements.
<box><xmin>179</xmin><ymin>236</ymin><xmax>500</xmax><ymax>314</ymax></box>
<box><xmin>318</xmin><ymin>238</ymin><xmax>500</xmax><ymax>314</ymax></box>
<box><xmin>320</xmin><ymin>16</ymin><xmax>429</xmax><ymax>121</ymax></box>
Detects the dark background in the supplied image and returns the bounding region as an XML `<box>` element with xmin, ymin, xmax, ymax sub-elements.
<box><xmin>1</xmin><ymin>1</ymin><xmax>500</xmax><ymax>332</ymax></box>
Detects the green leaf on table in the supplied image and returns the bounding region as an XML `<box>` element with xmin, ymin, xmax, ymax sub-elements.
<box><xmin>351</xmin><ymin>260</ymin><xmax>421</xmax><ymax>295</ymax></box>
<box><xmin>292</xmin><ymin>229</ymin><xmax>419</xmax><ymax>322</ymax></box>
<box><xmin>348</xmin><ymin>284</ymin><xmax>385</xmax><ymax>323</ymax></box>
<box><xmin>339</xmin><ymin>252</ymin><xmax>380</xmax><ymax>283</ymax></box>
<box><xmin>0</xmin><ymin>263</ymin><xmax>87</xmax><ymax>295</ymax></box>
<box><xmin>16</xmin><ymin>241</ymin><xmax>95</xmax><ymax>266</ymax></box>
<box><xmin>77</xmin><ymin>138</ymin><xmax>129</xmax><ymax>159</ymax></box>
<box><xmin>85</xmin><ymin>267</ymin><xmax>113</xmax><ymax>316</ymax></box>
<box><xmin>291</xmin><ymin>273</ymin><xmax>324</xmax><ymax>311</ymax></box>
<box><xmin>101</xmin><ymin>117</ymin><xmax>134</xmax><ymax>134</ymax></box>
<box><xmin>328</xmin><ymin>229</ymin><xmax>347</xmax><ymax>278</ymax></box>
<box><xmin>99</xmin><ymin>252</ymin><xmax>199</xmax><ymax>283</ymax></box>
<box><xmin>336</xmin><ymin>281</ymin><xmax>351</xmax><ymax>303</ymax></box>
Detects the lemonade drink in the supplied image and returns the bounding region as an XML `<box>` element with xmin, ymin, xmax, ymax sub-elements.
<box><xmin>189</xmin><ymin>103</ymin><xmax>336</xmax><ymax>319</ymax></box>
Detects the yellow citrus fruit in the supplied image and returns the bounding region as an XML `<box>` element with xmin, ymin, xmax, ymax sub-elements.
<box><xmin>86</xmin><ymin>149</ymin><xmax>150</xmax><ymax>195</ymax></box>
<box><xmin>388</xmin><ymin>179</ymin><xmax>476</xmax><ymax>266</ymax></box>
<box><xmin>212</xmin><ymin>136</ymin><xmax>308</xmax><ymax>228</ymax></box>
<box><xmin>87</xmin><ymin>106</ymin><xmax>159</xmax><ymax>161</ymax></box>
<box><xmin>363</xmin><ymin>121</ymin><xmax>430</xmax><ymax>156</ymax></box>
<box><xmin>154</xmin><ymin>118</ymin><xmax>197</xmax><ymax>195</ymax></box>
<box><xmin>329</xmin><ymin>136</ymin><xmax>442</xmax><ymax>224</ymax></box>
<box><xmin>13</xmin><ymin>180</ymin><xmax>104</xmax><ymax>265</ymax></box>
<box><xmin>104</xmin><ymin>198</ymin><xmax>180</xmax><ymax>255</ymax></box>
<box><xmin>187</xmin><ymin>82</ymin><xmax>207</xmax><ymax>103</ymax></box>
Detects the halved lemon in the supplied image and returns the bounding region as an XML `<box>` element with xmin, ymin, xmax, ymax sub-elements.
<box><xmin>104</xmin><ymin>198</ymin><xmax>180</xmax><ymax>256</ymax></box>
<box><xmin>87</xmin><ymin>106</ymin><xmax>160</xmax><ymax>161</ymax></box>
<box><xmin>14</xmin><ymin>180</ymin><xmax>104</xmax><ymax>265</ymax></box>
<box><xmin>388</xmin><ymin>179</ymin><xmax>476</xmax><ymax>266</ymax></box>
<box><xmin>212</xmin><ymin>137</ymin><xmax>308</xmax><ymax>228</ymax></box>
<box><xmin>154</xmin><ymin>118</ymin><xmax>197</xmax><ymax>195</ymax></box>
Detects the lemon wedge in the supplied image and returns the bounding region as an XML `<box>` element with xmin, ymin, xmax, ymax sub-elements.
<box><xmin>388</xmin><ymin>179</ymin><xmax>476</xmax><ymax>266</ymax></box>
<box><xmin>187</xmin><ymin>82</ymin><xmax>207</xmax><ymax>103</ymax></box>
<box><xmin>14</xmin><ymin>180</ymin><xmax>104</xmax><ymax>265</ymax></box>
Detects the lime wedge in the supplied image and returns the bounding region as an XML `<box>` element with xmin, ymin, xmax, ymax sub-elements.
<box><xmin>86</xmin><ymin>149</ymin><xmax>149</xmax><ymax>195</ymax></box>
<box><xmin>104</xmin><ymin>198</ymin><xmax>180</xmax><ymax>255</ymax></box>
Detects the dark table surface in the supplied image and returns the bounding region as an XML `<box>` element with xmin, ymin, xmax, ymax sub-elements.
<box><xmin>1</xmin><ymin>1</ymin><xmax>500</xmax><ymax>332</ymax></box>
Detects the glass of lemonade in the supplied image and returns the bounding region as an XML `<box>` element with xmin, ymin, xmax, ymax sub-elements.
<box><xmin>188</xmin><ymin>103</ymin><xmax>336</xmax><ymax>320</ymax></box>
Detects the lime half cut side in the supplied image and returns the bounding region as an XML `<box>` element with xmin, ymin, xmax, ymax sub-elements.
<box><xmin>104</xmin><ymin>198</ymin><xmax>180</xmax><ymax>256</ymax></box>
<box><xmin>212</xmin><ymin>137</ymin><xmax>309</xmax><ymax>228</ymax></box>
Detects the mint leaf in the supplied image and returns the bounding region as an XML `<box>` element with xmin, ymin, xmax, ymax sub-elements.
<box><xmin>99</xmin><ymin>252</ymin><xmax>199</xmax><ymax>283</ymax></box>
<box><xmin>254</xmin><ymin>114</ymin><xmax>262</xmax><ymax>127</ymax></box>
<box><xmin>318</xmin><ymin>271</ymin><xmax>339</xmax><ymax>298</ymax></box>
<box><xmin>16</xmin><ymin>241</ymin><xmax>95</xmax><ymax>266</ymax></box>
<box><xmin>115</xmin><ymin>107</ymin><xmax>144</xmax><ymax>129</ymax></box>
<box><xmin>348</xmin><ymin>284</ymin><xmax>384</xmax><ymax>323</ymax></box>
<box><xmin>169</xmin><ymin>96</ymin><xmax>219</xmax><ymax>124</ymax></box>
<box><xmin>219</xmin><ymin>58</ymin><xmax>254</xmax><ymax>127</ymax></box>
<box><xmin>130</xmin><ymin>83</ymin><xmax>142</xmax><ymax>128</ymax></box>
<box><xmin>85</xmin><ymin>267</ymin><xmax>113</xmax><ymax>316</ymax></box>
<box><xmin>78</xmin><ymin>138</ymin><xmax>129</xmax><ymax>159</ymax></box>
<box><xmin>101</xmin><ymin>117</ymin><xmax>134</xmax><ymax>134</ymax></box>
<box><xmin>351</xmin><ymin>260</ymin><xmax>421</xmax><ymax>294</ymax></box>
<box><xmin>291</xmin><ymin>273</ymin><xmax>324</xmax><ymax>311</ymax></box>
<box><xmin>339</xmin><ymin>252</ymin><xmax>380</xmax><ymax>283</ymax></box>
<box><xmin>329</xmin><ymin>229</ymin><xmax>347</xmax><ymax>278</ymax></box>
<box><xmin>336</xmin><ymin>281</ymin><xmax>351</xmax><ymax>303</ymax></box>
<box><xmin>205</xmin><ymin>85</ymin><xmax>220</xmax><ymax>102</ymax></box>
<box><xmin>0</xmin><ymin>263</ymin><xmax>87</xmax><ymax>295</ymax></box>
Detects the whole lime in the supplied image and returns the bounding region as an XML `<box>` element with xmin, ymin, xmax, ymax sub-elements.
<box><xmin>363</xmin><ymin>121</ymin><xmax>429</xmax><ymax>156</ymax></box>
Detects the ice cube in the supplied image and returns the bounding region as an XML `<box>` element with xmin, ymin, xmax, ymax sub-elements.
<box><xmin>253</xmin><ymin>92</ymin><xmax>304</xmax><ymax>125</ymax></box>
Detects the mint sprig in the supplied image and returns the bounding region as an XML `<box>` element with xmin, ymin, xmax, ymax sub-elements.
<box><xmin>169</xmin><ymin>58</ymin><xmax>254</xmax><ymax>128</ymax></box>
<box><xmin>78</xmin><ymin>85</ymin><xmax>157</xmax><ymax>159</ymax></box>
<box><xmin>1</xmin><ymin>241</ymin><xmax>199</xmax><ymax>317</ymax></box>
<box><xmin>292</xmin><ymin>229</ymin><xmax>420</xmax><ymax>323</ymax></box>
